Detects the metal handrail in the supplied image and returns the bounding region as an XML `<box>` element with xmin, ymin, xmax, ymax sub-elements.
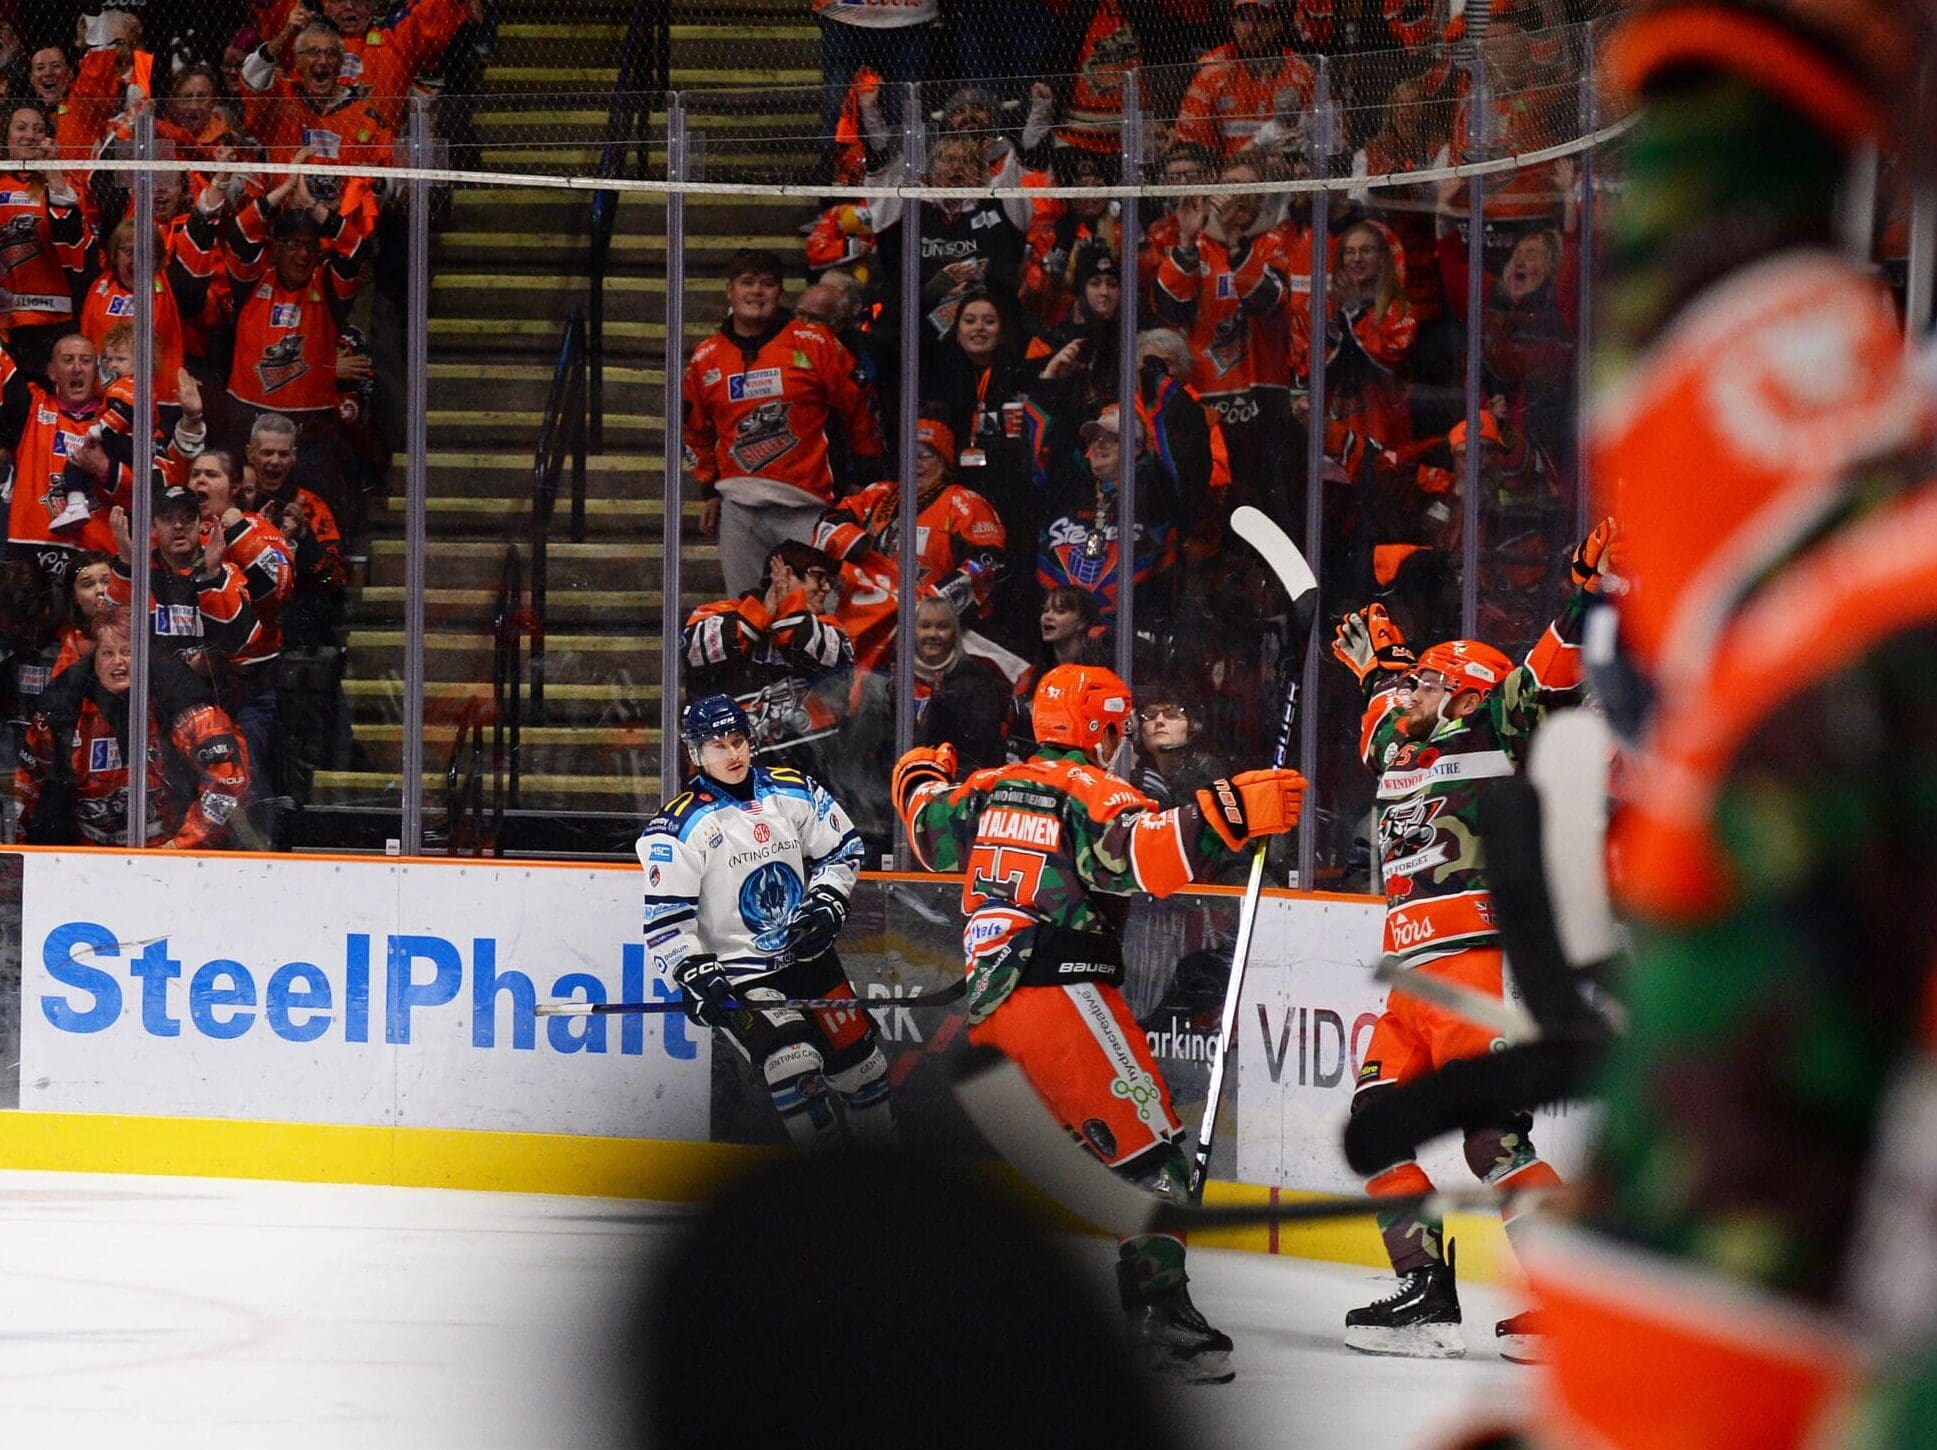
<box><xmin>491</xmin><ymin>543</ymin><xmax>527</xmax><ymax>825</ymax></box>
<box><xmin>442</xmin><ymin>694</ymin><xmax>488</xmax><ymax>854</ymax></box>
<box><xmin>588</xmin><ymin>0</ymin><xmax>666</xmax><ymax>449</ymax></box>
<box><xmin>530</xmin><ymin>306</ymin><xmax>589</xmax><ymax>723</ymax></box>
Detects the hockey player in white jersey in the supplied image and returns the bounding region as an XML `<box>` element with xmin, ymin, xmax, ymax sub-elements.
<box><xmin>637</xmin><ymin>694</ymin><xmax>894</xmax><ymax>1149</ymax></box>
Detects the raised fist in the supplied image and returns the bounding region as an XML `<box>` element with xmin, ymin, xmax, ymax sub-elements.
<box><xmin>1332</xmin><ymin>604</ymin><xmax>1415</xmax><ymax>686</ymax></box>
<box><xmin>1198</xmin><ymin>768</ymin><xmax>1308</xmax><ymax>852</ymax></box>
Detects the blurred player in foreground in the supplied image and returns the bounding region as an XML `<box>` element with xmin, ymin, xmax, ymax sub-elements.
<box><xmin>636</xmin><ymin>695</ymin><xmax>893</xmax><ymax>1150</ymax></box>
<box><xmin>892</xmin><ymin>663</ymin><xmax>1306</xmax><ymax>1383</ymax></box>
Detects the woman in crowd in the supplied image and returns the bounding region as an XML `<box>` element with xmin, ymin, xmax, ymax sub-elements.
<box><xmin>1010</xmin><ymin>582</ymin><xmax>1107</xmax><ymax>756</ymax></box>
<box><xmin>910</xmin><ymin>595</ymin><xmax>1011</xmax><ymax>774</ymax></box>
<box><xmin>0</xmin><ymin>101</ymin><xmax>94</xmax><ymax>378</ymax></box>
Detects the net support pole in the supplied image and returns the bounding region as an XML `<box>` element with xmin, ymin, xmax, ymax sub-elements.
<box><xmin>892</xmin><ymin>83</ymin><xmax>925</xmax><ymax>869</ymax></box>
<box><xmin>1460</xmin><ymin>52</ymin><xmax>1487</xmax><ymax>638</ymax></box>
<box><xmin>403</xmin><ymin>96</ymin><xmax>432</xmax><ymax>854</ymax></box>
<box><xmin>1574</xmin><ymin>73</ymin><xmax>1596</xmax><ymax>532</ymax></box>
<box><xmin>127</xmin><ymin>103</ymin><xmax>156</xmax><ymax>846</ymax></box>
<box><xmin>1113</xmin><ymin>74</ymin><xmax>1141</xmax><ymax>695</ymax></box>
<box><xmin>659</xmin><ymin>94</ymin><xmax>687</xmax><ymax>799</ymax></box>
<box><xmin>1908</xmin><ymin>180</ymin><xmax>1937</xmax><ymax>350</ymax></box>
<box><xmin>1839</xmin><ymin>142</ymin><xmax>1879</xmax><ymax>264</ymax></box>
<box><xmin>1297</xmin><ymin>56</ymin><xmax>1332</xmax><ymax>892</ymax></box>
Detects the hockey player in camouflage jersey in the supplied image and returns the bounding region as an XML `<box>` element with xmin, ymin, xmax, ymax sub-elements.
<box><xmin>892</xmin><ymin>662</ymin><xmax>1306</xmax><ymax>1384</ymax></box>
<box><xmin>1330</xmin><ymin>520</ymin><xmax>1612</xmax><ymax>1361</ymax></box>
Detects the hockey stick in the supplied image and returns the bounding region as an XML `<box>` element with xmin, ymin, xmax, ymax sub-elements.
<box><xmin>535</xmin><ymin>977</ymin><xmax>969</xmax><ymax>1018</ymax></box>
<box><xmin>953</xmin><ymin>1047</ymin><xmax>1554</xmax><ymax>1235</ymax></box>
<box><xmin>1189</xmin><ymin>505</ymin><xmax>1319</xmax><ymax>1198</ymax></box>
<box><xmin>1372</xmin><ymin>955</ymin><xmax>1542</xmax><ymax>1042</ymax></box>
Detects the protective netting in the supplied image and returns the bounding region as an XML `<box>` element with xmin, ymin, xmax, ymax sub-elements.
<box><xmin>0</xmin><ymin>4</ymin><xmax>1627</xmax><ymax>870</ymax></box>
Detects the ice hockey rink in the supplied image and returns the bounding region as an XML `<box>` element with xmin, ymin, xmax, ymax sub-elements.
<box><xmin>0</xmin><ymin>1169</ymin><xmax>1528</xmax><ymax>1448</ymax></box>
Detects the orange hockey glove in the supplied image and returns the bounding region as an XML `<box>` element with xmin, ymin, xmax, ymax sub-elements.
<box><xmin>1198</xmin><ymin>768</ymin><xmax>1307</xmax><ymax>852</ymax></box>
<box><xmin>1332</xmin><ymin>604</ymin><xmax>1416</xmax><ymax>687</ymax></box>
<box><xmin>1570</xmin><ymin>516</ymin><xmax>1621</xmax><ymax>595</ymax></box>
<box><xmin>891</xmin><ymin>743</ymin><xmax>957</xmax><ymax>815</ymax></box>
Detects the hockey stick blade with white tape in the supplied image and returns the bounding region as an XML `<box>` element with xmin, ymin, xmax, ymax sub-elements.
<box><xmin>1188</xmin><ymin>506</ymin><xmax>1320</xmax><ymax>1200</ymax></box>
<box><xmin>953</xmin><ymin>1047</ymin><xmax>1545</xmax><ymax>1234</ymax></box>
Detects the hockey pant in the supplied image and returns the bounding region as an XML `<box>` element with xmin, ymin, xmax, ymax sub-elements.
<box><xmin>1351</xmin><ymin>946</ymin><xmax>1564</xmax><ymax>1274</ymax></box>
<box><xmin>970</xmin><ymin>981</ymin><xmax>1196</xmax><ymax>1303</ymax></box>
<box><xmin>719</xmin><ymin>951</ymin><xmax>895</xmax><ymax>1151</ymax></box>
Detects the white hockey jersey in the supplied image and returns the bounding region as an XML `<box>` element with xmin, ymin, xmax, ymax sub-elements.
<box><xmin>635</xmin><ymin>765</ymin><xmax>865</xmax><ymax>981</ymax></box>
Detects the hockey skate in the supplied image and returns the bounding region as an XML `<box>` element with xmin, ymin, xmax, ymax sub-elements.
<box><xmin>1117</xmin><ymin>1247</ymin><xmax>1234</xmax><ymax>1385</ymax></box>
<box><xmin>48</xmin><ymin>496</ymin><xmax>91</xmax><ymax>531</ymax></box>
<box><xmin>1344</xmin><ymin>1242</ymin><xmax>1464</xmax><ymax>1358</ymax></box>
<box><xmin>1124</xmin><ymin>1283</ymin><xmax>1236</xmax><ymax>1385</ymax></box>
<box><xmin>1494</xmin><ymin>1308</ymin><xmax>1547</xmax><ymax>1365</ymax></box>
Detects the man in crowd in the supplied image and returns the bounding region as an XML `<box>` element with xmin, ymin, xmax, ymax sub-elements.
<box><xmin>684</xmin><ymin>248</ymin><xmax>883</xmax><ymax>597</ymax></box>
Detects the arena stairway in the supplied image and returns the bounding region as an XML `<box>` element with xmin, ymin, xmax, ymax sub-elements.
<box><xmin>310</xmin><ymin>1</ymin><xmax>825</xmax><ymax>854</ymax></box>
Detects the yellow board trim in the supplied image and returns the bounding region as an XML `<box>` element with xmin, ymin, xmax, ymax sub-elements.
<box><xmin>0</xmin><ymin>1111</ymin><xmax>1515</xmax><ymax>1282</ymax></box>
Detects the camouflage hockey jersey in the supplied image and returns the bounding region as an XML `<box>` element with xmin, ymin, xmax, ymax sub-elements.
<box><xmin>1358</xmin><ymin>598</ymin><xmax>1585</xmax><ymax>965</ymax></box>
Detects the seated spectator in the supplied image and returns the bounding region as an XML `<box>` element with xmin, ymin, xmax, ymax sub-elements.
<box><xmin>682</xmin><ymin>539</ymin><xmax>854</xmax><ymax>773</ymax></box>
<box><xmin>1172</xmin><ymin>0</ymin><xmax>1316</xmax><ymax>163</ymax></box>
<box><xmin>0</xmin><ymin>103</ymin><xmax>94</xmax><ymax>377</ymax></box>
<box><xmin>1130</xmin><ymin>681</ymin><xmax>1234</xmax><ymax>824</ymax></box>
<box><xmin>311</xmin><ymin>0</ymin><xmax>482</xmax><ymax>128</ymax></box>
<box><xmin>1</xmin><ymin>333</ymin><xmax>121</xmax><ymax>581</ymax></box>
<box><xmin>1010</xmin><ymin>582</ymin><xmax>1108</xmax><ymax>754</ymax></box>
<box><xmin>683</xmin><ymin>248</ymin><xmax>883</xmax><ymax>597</ymax></box>
<box><xmin>911</xmin><ymin>595</ymin><xmax>1011</xmax><ymax>774</ymax></box>
<box><xmin>106</xmin><ymin>484</ymin><xmax>261</xmax><ymax>684</ymax></box>
<box><xmin>867</xmin><ymin>131</ymin><xmax>1032</xmax><ymax>362</ymax></box>
<box><xmin>1027</xmin><ymin>241</ymin><xmax>1124</xmax><ymax>413</ymax></box>
<box><xmin>223</xmin><ymin>188</ymin><xmax>371</xmax><ymax>502</ymax></box>
<box><xmin>1034</xmin><ymin>403</ymin><xmax>1185</xmax><ymax>632</ymax></box>
<box><xmin>190</xmin><ymin>447</ymin><xmax>296</xmax><ymax>783</ymax></box>
<box><xmin>815</xmin><ymin>415</ymin><xmax>1005</xmax><ymax>678</ymax></box>
<box><xmin>14</xmin><ymin>603</ymin><xmax>249</xmax><ymax>848</ymax></box>
<box><xmin>240</xmin><ymin>413</ymin><xmax>347</xmax><ymax>650</ymax></box>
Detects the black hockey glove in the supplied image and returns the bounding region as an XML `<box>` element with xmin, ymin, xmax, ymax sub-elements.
<box><xmin>786</xmin><ymin>886</ymin><xmax>848</xmax><ymax>960</ymax></box>
<box><xmin>671</xmin><ymin>953</ymin><xmax>735</xmax><ymax>1028</ymax></box>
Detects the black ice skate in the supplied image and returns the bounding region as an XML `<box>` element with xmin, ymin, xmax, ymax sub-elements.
<box><xmin>1344</xmin><ymin>1244</ymin><xmax>1464</xmax><ymax>1358</ymax></box>
<box><xmin>1494</xmin><ymin>1308</ymin><xmax>1547</xmax><ymax>1365</ymax></box>
<box><xmin>1124</xmin><ymin>1282</ymin><xmax>1236</xmax><ymax>1385</ymax></box>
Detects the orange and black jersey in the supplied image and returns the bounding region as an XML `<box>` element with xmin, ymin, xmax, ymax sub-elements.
<box><xmin>79</xmin><ymin>205</ymin><xmax>223</xmax><ymax>409</ymax></box>
<box><xmin>0</xmin><ymin>361</ymin><xmax>126</xmax><ymax>552</ymax></box>
<box><xmin>259</xmin><ymin>485</ymin><xmax>348</xmax><ymax>597</ymax></box>
<box><xmin>0</xmin><ymin>170</ymin><xmax>93</xmax><ymax>331</ymax></box>
<box><xmin>15</xmin><ymin>647</ymin><xmax>249</xmax><ymax>848</ymax></box>
<box><xmin>225</xmin><ymin>198</ymin><xmax>369</xmax><ymax>413</ymax></box>
<box><xmin>107</xmin><ymin>550</ymin><xmax>262</xmax><ymax>669</ymax></box>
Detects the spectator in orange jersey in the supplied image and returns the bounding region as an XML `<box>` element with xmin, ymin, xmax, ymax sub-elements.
<box><xmin>683</xmin><ymin>247</ymin><xmax>884</xmax><ymax>596</ymax></box>
<box><xmin>189</xmin><ymin>445</ymin><xmax>295</xmax><ymax>785</ymax></box>
<box><xmin>106</xmin><ymin>484</ymin><xmax>262</xmax><ymax>685</ymax></box>
<box><xmin>17</xmin><ymin>549</ymin><xmax>116</xmax><ymax>708</ymax></box>
<box><xmin>312</xmin><ymin>0</ymin><xmax>482</xmax><ymax>127</ymax></box>
<box><xmin>814</xmin><ymin>415</ymin><xmax>1007</xmax><ymax>680</ymax></box>
<box><xmin>157</xmin><ymin>63</ymin><xmax>255</xmax><ymax>183</ymax></box>
<box><xmin>80</xmin><ymin>202</ymin><xmax>223</xmax><ymax>416</ymax></box>
<box><xmin>15</xmin><ymin>603</ymin><xmax>249</xmax><ymax>848</ymax></box>
<box><xmin>61</xmin><ymin>8</ymin><xmax>153</xmax><ymax>158</ymax></box>
<box><xmin>1</xmin><ymin>333</ymin><xmax>121</xmax><ymax>580</ymax></box>
<box><xmin>0</xmin><ymin>102</ymin><xmax>95</xmax><ymax>377</ymax></box>
<box><xmin>27</xmin><ymin>44</ymin><xmax>71</xmax><ymax>112</ymax></box>
<box><xmin>224</xmin><ymin>176</ymin><xmax>372</xmax><ymax>505</ymax></box>
<box><xmin>240</xmin><ymin>15</ymin><xmax>394</xmax><ymax>222</ymax></box>
<box><xmin>1138</xmin><ymin>143</ymin><xmax>1218</xmax><ymax>306</ymax></box>
<box><xmin>1152</xmin><ymin>152</ymin><xmax>1297</xmax><ymax>529</ymax></box>
<box><xmin>681</xmin><ymin>538</ymin><xmax>854</xmax><ymax>777</ymax></box>
<box><xmin>1324</xmin><ymin>221</ymin><xmax>1417</xmax><ymax>452</ymax></box>
<box><xmin>1172</xmin><ymin>0</ymin><xmax>1316</xmax><ymax>163</ymax></box>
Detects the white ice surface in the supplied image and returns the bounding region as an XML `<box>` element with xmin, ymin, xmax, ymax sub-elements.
<box><xmin>0</xmin><ymin>1171</ymin><xmax>1528</xmax><ymax>1448</ymax></box>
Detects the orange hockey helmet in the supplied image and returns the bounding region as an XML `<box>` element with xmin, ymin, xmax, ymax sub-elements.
<box><xmin>1031</xmin><ymin>664</ymin><xmax>1134</xmax><ymax>763</ymax></box>
<box><xmin>1414</xmin><ymin>639</ymin><xmax>1514</xmax><ymax>698</ymax></box>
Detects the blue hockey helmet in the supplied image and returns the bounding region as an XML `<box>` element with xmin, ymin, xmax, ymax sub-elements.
<box><xmin>681</xmin><ymin>694</ymin><xmax>752</xmax><ymax>748</ymax></box>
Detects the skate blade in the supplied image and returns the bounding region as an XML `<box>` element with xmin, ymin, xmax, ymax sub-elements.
<box><xmin>1133</xmin><ymin>1343</ymin><xmax>1236</xmax><ymax>1385</ymax></box>
<box><xmin>1496</xmin><ymin>1334</ymin><xmax>1546</xmax><ymax>1365</ymax></box>
<box><xmin>1343</xmin><ymin>1323</ymin><xmax>1466</xmax><ymax>1358</ymax></box>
